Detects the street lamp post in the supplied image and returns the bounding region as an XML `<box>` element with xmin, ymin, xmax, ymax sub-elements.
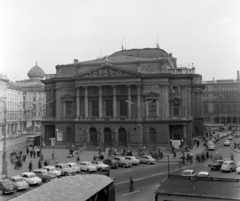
<box><xmin>125</xmin><ymin>100</ymin><xmax>153</xmax><ymax>151</ymax></box>
<box><xmin>0</xmin><ymin>98</ymin><xmax>7</xmax><ymax>177</ymax></box>
<box><xmin>163</xmin><ymin>155</ymin><xmax>170</xmax><ymax>178</ymax></box>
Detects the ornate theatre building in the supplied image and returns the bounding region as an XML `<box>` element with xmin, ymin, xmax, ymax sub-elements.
<box><xmin>42</xmin><ymin>48</ymin><xmax>204</xmax><ymax>150</ymax></box>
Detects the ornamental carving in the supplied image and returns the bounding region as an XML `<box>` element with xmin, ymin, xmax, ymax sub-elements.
<box><xmin>59</xmin><ymin>68</ymin><xmax>77</xmax><ymax>77</ymax></box>
<box><xmin>140</xmin><ymin>64</ymin><xmax>161</xmax><ymax>73</ymax></box>
<box><xmin>82</xmin><ymin>67</ymin><xmax>130</xmax><ymax>77</ymax></box>
<box><xmin>143</xmin><ymin>85</ymin><xmax>159</xmax><ymax>90</ymax></box>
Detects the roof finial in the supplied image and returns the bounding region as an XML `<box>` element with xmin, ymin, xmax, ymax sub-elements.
<box><xmin>156</xmin><ymin>33</ymin><xmax>160</xmax><ymax>48</ymax></box>
<box><xmin>36</xmin><ymin>61</ymin><xmax>38</xmax><ymax>66</ymax></box>
<box><xmin>121</xmin><ymin>36</ymin><xmax>123</xmax><ymax>51</ymax></box>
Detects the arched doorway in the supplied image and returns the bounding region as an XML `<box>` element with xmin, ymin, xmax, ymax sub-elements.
<box><xmin>118</xmin><ymin>127</ymin><xmax>127</xmax><ymax>146</ymax></box>
<box><xmin>104</xmin><ymin>127</ymin><xmax>112</xmax><ymax>146</ymax></box>
<box><xmin>90</xmin><ymin>127</ymin><xmax>97</xmax><ymax>145</ymax></box>
<box><xmin>215</xmin><ymin>117</ymin><xmax>220</xmax><ymax>124</ymax></box>
<box><xmin>66</xmin><ymin>127</ymin><xmax>73</xmax><ymax>148</ymax></box>
<box><xmin>149</xmin><ymin>128</ymin><xmax>156</xmax><ymax>151</ymax></box>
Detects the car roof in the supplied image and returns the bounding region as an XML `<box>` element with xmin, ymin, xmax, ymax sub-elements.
<box><xmin>198</xmin><ymin>171</ymin><xmax>209</xmax><ymax>175</ymax></box>
<box><xmin>81</xmin><ymin>161</ymin><xmax>91</xmax><ymax>163</ymax></box>
<box><xmin>224</xmin><ymin>160</ymin><xmax>234</xmax><ymax>163</ymax></box>
<box><xmin>56</xmin><ymin>163</ymin><xmax>67</xmax><ymax>165</ymax></box>
<box><xmin>22</xmin><ymin>172</ymin><xmax>35</xmax><ymax>175</ymax></box>
<box><xmin>67</xmin><ymin>162</ymin><xmax>76</xmax><ymax>165</ymax></box>
<box><xmin>33</xmin><ymin>169</ymin><xmax>47</xmax><ymax>172</ymax></box>
<box><xmin>43</xmin><ymin>166</ymin><xmax>55</xmax><ymax>168</ymax></box>
<box><xmin>183</xmin><ymin>169</ymin><xmax>194</xmax><ymax>172</ymax></box>
<box><xmin>11</xmin><ymin>176</ymin><xmax>23</xmax><ymax>179</ymax></box>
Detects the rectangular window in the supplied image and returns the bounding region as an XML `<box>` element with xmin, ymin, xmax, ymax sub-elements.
<box><xmin>92</xmin><ymin>101</ymin><xmax>98</xmax><ymax>116</ymax></box>
<box><xmin>66</xmin><ymin>101</ymin><xmax>73</xmax><ymax>117</ymax></box>
<box><xmin>120</xmin><ymin>100</ymin><xmax>127</xmax><ymax>116</ymax></box>
<box><xmin>149</xmin><ymin>101</ymin><xmax>156</xmax><ymax>117</ymax></box>
<box><xmin>173</xmin><ymin>104</ymin><xmax>180</xmax><ymax>116</ymax></box>
<box><xmin>106</xmin><ymin>100</ymin><xmax>113</xmax><ymax>116</ymax></box>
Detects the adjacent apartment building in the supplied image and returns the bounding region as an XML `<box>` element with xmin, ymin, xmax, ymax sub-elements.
<box><xmin>42</xmin><ymin>47</ymin><xmax>204</xmax><ymax>150</ymax></box>
<box><xmin>202</xmin><ymin>71</ymin><xmax>240</xmax><ymax>129</ymax></box>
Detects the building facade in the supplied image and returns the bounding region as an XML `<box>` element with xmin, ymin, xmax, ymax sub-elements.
<box><xmin>14</xmin><ymin>63</ymin><xmax>46</xmax><ymax>131</ymax></box>
<box><xmin>42</xmin><ymin>48</ymin><xmax>204</xmax><ymax>150</ymax></box>
<box><xmin>202</xmin><ymin>71</ymin><xmax>240</xmax><ymax>128</ymax></box>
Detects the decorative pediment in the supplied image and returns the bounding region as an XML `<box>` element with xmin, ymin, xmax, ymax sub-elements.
<box><xmin>143</xmin><ymin>91</ymin><xmax>160</xmax><ymax>97</ymax></box>
<box><xmin>74</xmin><ymin>65</ymin><xmax>140</xmax><ymax>78</ymax></box>
<box><xmin>169</xmin><ymin>97</ymin><xmax>181</xmax><ymax>104</ymax></box>
<box><xmin>61</xmin><ymin>94</ymin><xmax>74</xmax><ymax>100</ymax></box>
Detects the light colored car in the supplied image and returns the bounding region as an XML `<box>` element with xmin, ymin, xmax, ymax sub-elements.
<box><xmin>196</xmin><ymin>171</ymin><xmax>211</xmax><ymax>177</ymax></box>
<box><xmin>223</xmin><ymin>140</ymin><xmax>230</xmax><ymax>146</ymax></box>
<box><xmin>43</xmin><ymin>166</ymin><xmax>61</xmax><ymax>177</ymax></box>
<box><xmin>139</xmin><ymin>155</ymin><xmax>156</xmax><ymax>164</ymax></box>
<box><xmin>91</xmin><ymin>160</ymin><xmax>109</xmax><ymax>171</ymax></box>
<box><xmin>113</xmin><ymin>156</ymin><xmax>132</xmax><ymax>168</ymax></box>
<box><xmin>55</xmin><ymin>163</ymin><xmax>76</xmax><ymax>176</ymax></box>
<box><xmin>79</xmin><ymin>161</ymin><xmax>97</xmax><ymax>172</ymax></box>
<box><xmin>207</xmin><ymin>142</ymin><xmax>215</xmax><ymax>150</ymax></box>
<box><xmin>10</xmin><ymin>176</ymin><xmax>29</xmax><ymax>190</ymax></box>
<box><xmin>66</xmin><ymin>163</ymin><xmax>81</xmax><ymax>173</ymax></box>
<box><xmin>182</xmin><ymin>169</ymin><xmax>196</xmax><ymax>177</ymax></box>
<box><xmin>221</xmin><ymin>160</ymin><xmax>237</xmax><ymax>172</ymax></box>
<box><xmin>236</xmin><ymin>163</ymin><xmax>240</xmax><ymax>174</ymax></box>
<box><xmin>20</xmin><ymin>172</ymin><xmax>42</xmax><ymax>185</ymax></box>
<box><xmin>227</xmin><ymin>135</ymin><xmax>233</xmax><ymax>140</ymax></box>
<box><xmin>124</xmin><ymin>156</ymin><xmax>140</xmax><ymax>165</ymax></box>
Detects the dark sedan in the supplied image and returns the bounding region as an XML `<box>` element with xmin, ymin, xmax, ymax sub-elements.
<box><xmin>103</xmin><ymin>159</ymin><xmax>118</xmax><ymax>169</ymax></box>
<box><xmin>33</xmin><ymin>169</ymin><xmax>57</xmax><ymax>182</ymax></box>
<box><xmin>0</xmin><ymin>178</ymin><xmax>17</xmax><ymax>195</ymax></box>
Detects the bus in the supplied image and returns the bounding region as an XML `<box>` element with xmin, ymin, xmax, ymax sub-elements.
<box><xmin>27</xmin><ymin>134</ymin><xmax>41</xmax><ymax>147</ymax></box>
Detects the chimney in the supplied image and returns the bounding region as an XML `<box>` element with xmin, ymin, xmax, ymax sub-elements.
<box><xmin>74</xmin><ymin>59</ymin><xmax>78</xmax><ymax>64</ymax></box>
<box><xmin>237</xmin><ymin>71</ymin><xmax>240</xmax><ymax>80</ymax></box>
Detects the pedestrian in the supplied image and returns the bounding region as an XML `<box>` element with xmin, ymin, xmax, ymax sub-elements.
<box><xmin>52</xmin><ymin>151</ymin><xmax>55</xmax><ymax>160</ymax></box>
<box><xmin>40</xmin><ymin>153</ymin><xmax>44</xmax><ymax>162</ymax></box>
<box><xmin>30</xmin><ymin>149</ymin><xmax>33</xmax><ymax>158</ymax></box>
<box><xmin>44</xmin><ymin>160</ymin><xmax>48</xmax><ymax>166</ymax></box>
<box><xmin>28</xmin><ymin>161</ymin><xmax>33</xmax><ymax>172</ymax></box>
<box><xmin>76</xmin><ymin>154</ymin><xmax>80</xmax><ymax>164</ymax></box>
<box><xmin>33</xmin><ymin>150</ymin><xmax>36</xmax><ymax>158</ymax></box>
<box><xmin>26</xmin><ymin>147</ymin><xmax>29</xmax><ymax>156</ymax></box>
<box><xmin>129</xmin><ymin>177</ymin><xmax>134</xmax><ymax>192</ymax></box>
<box><xmin>38</xmin><ymin>160</ymin><xmax>42</xmax><ymax>169</ymax></box>
<box><xmin>93</xmin><ymin>155</ymin><xmax>97</xmax><ymax>161</ymax></box>
<box><xmin>37</xmin><ymin>148</ymin><xmax>40</xmax><ymax>157</ymax></box>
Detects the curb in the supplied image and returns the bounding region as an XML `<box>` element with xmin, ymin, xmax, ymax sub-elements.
<box><xmin>233</xmin><ymin>149</ymin><xmax>240</xmax><ymax>154</ymax></box>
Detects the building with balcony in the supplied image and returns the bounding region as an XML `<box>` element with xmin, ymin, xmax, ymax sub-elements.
<box><xmin>202</xmin><ymin>71</ymin><xmax>240</xmax><ymax>129</ymax></box>
<box><xmin>42</xmin><ymin>47</ymin><xmax>204</xmax><ymax>150</ymax></box>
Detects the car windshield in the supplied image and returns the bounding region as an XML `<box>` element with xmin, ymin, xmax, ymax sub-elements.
<box><xmin>183</xmin><ymin>171</ymin><xmax>193</xmax><ymax>176</ymax></box>
<box><xmin>61</xmin><ymin>164</ymin><xmax>67</xmax><ymax>168</ymax></box>
<box><xmin>42</xmin><ymin>171</ymin><xmax>48</xmax><ymax>175</ymax></box>
<box><xmin>15</xmin><ymin>178</ymin><xmax>23</xmax><ymax>182</ymax></box>
<box><xmin>3</xmin><ymin>180</ymin><xmax>12</xmax><ymax>185</ymax></box>
<box><xmin>223</xmin><ymin>162</ymin><xmax>230</xmax><ymax>165</ymax></box>
<box><xmin>85</xmin><ymin>162</ymin><xmax>91</xmax><ymax>166</ymax></box>
<box><xmin>30</xmin><ymin>175</ymin><xmax>36</xmax><ymax>178</ymax></box>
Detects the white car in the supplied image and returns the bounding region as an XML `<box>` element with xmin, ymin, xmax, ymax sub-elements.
<box><xmin>79</xmin><ymin>161</ymin><xmax>97</xmax><ymax>172</ymax></box>
<box><xmin>10</xmin><ymin>176</ymin><xmax>29</xmax><ymax>190</ymax></box>
<box><xmin>227</xmin><ymin>135</ymin><xmax>233</xmax><ymax>140</ymax></box>
<box><xmin>66</xmin><ymin>163</ymin><xmax>81</xmax><ymax>173</ymax></box>
<box><xmin>124</xmin><ymin>156</ymin><xmax>140</xmax><ymax>165</ymax></box>
<box><xmin>182</xmin><ymin>169</ymin><xmax>196</xmax><ymax>177</ymax></box>
<box><xmin>196</xmin><ymin>171</ymin><xmax>211</xmax><ymax>177</ymax></box>
<box><xmin>43</xmin><ymin>166</ymin><xmax>61</xmax><ymax>177</ymax></box>
<box><xmin>20</xmin><ymin>172</ymin><xmax>42</xmax><ymax>185</ymax></box>
<box><xmin>91</xmin><ymin>160</ymin><xmax>109</xmax><ymax>171</ymax></box>
<box><xmin>207</xmin><ymin>142</ymin><xmax>215</xmax><ymax>150</ymax></box>
<box><xmin>236</xmin><ymin>163</ymin><xmax>240</xmax><ymax>174</ymax></box>
<box><xmin>139</xmin><ymin>155</ymin><xmax>156</xmax><ymax>164</ymax></box>
<box><xmin>224</xmin><ymin>140</ymin><xmax>230</xmax><ymax>146</ymax></box>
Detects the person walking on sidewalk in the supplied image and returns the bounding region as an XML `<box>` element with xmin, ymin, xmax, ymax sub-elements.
<box><xmin>44</xmin><ymin>160</ymin><xmax>48</xmax><ymax>166</ymax></box>
<box><xmin>38</xmin><ymin>160</ymin><xmax>42</xmax><ymax>169</ymax></box>
<box><xmin>129</xmin><ymin>177</ymin><xmax>134</xmax><ymax>192</ymax></box>
<box><xmin>26</xmin><ymin>147</ymin><xmax>29</xmax><ymax>156</ymax></box>
<box><xmin>76</xmin><ymin>154</ymin><xmax>80</xmax><ymax>165</ymax></box>
<box><xmin>28</xmin><ymin>161</ymin><xmax>33</xmax><ymax>172</ymax></box>
<box><xmin>33</xmin><ymin>150</ymin><xmax>36</xmax><ymax>158</ymax></box>
<box><xmin>52</xmin><ymin>151</ymin><xmax>55</xmax><ymax>160</ymax></box>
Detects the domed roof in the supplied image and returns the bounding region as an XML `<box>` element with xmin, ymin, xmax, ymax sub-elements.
<box><xmin>27</xmin><ymin>62</ymin><xmax>45</xmax><ymax>79</ymax></box>
<box><xmin>110</xmin><ymin>48</ymin><xmax>169</xmax><ymax>59</ymax></box>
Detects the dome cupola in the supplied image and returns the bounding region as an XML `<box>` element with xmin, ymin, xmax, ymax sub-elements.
<box><xmin>27</xmin><ymin>62</ymin><xmax>45</xmax><ymax>80</ymax></box>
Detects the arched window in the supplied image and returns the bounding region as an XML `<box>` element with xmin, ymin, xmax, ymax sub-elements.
<box><xmin>226</xmin><ymin>104</ymin><xmax>231</xmax><ymax>114</ymax></box>
<box><xmin>149</xmin><ymin>128</ymin><xmax>156</xmax><ymax>144</ymax></box>
<box><xmin>149</xmin><ymin>100</ymin><xmax>156</xmax><ymax>117</ymax></box>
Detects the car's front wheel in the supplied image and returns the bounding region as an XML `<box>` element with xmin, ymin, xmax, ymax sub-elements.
<box><xmin>45</xmin><ymin>179</ymin><xmax>50</xmax><ymax>182</ymax></box>
<box><xmin>87</xmin><ymin>169</ymin><xmax>90</xmax><ymax>173</ymax></box>
<box><xmin>64</xmin><ymin>172</ymin><xmax>69</xmax><ymax>176</ymax></box>
<box><xmin>123</xmin><ymin>164</ymin><xmax>126</xmax><ymax>168</ymax></box>
<box><xmin>99</xmin><ymin>168</ymin><xmax>102</xmax><ymax>172</ymax></box>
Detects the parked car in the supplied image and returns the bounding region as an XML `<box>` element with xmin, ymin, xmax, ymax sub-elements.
<box><xmin>43</xmin><ymin>166</ymin><xmax>61</xmax><ymax>177</ymax></box>
<box><xmin>66</xmin><ymin>163</ymin><xmax>81</xmax><ymax>173</ymax></box>
<box><xmin>10</xmin><ymin>176</ymin><xmax>29</xmax><ymax>190</ymax></box>
<box><xmin>207</xmin><ymin>142</ymin><xmax>215</xmax><ymax>150</ymax></box>
<box><xmin>208</xmin><ymin>160</ymin><xmax>224</xmax><ymax>171</ymax></box>
<box><xmin>113</xmin><ymin>156</ymin><xmax>132</xmax><ymax>168</ymax></box>
<box><xmin>182</xmin><ymin>169</ymin><xmax>196</xmax><ymax>177</ymax></box>
<box><xmin>227</xmin><ymin>135</ymin><xmax>233</xmax><ymax>140</ymax></box>
<box><xmin>124</xmin><ymin>156</ymin><xmax>140</xmax><ymax>165</ymax></box>
<box><xmin>33</xmin><ymin>169</ymin><xmax>56</xmax><ymax>182</ymax></box>
<box><xmin>79</xmin><ymin>161</ymin><xmax>97</xmax><ymax>172</ymax></box>
<box><xmin>20</xmin><ymin>172</ymin><xmax>42</xmax><ymax>185</ymax></box>
<box><xmin>91</xmin><ymin>160</ymin><xmax>109</xmax><ymax>171</ymax></box>
<box><xmin>236</xmin><ymin>162</ymin><xmax>240</xmax><ymax>174</ymax></box>
<box><xmin>55</xmin><ymin>163</ymin><xmax>76</xmax><ymax>176</ymax></box>
<box><xmin>196</xmin><ymin>171</ymin><xmax>211</xmax><ymax>177</ymax></box>
<box><xmin>223</xmin><ymin>140</ymin><xmax>230</xmax><ymax>146</ymax></box>
<box><xmin>139</xmin><ymin>155</ymin><xmax>156</xmax><ymax>164</ymax></box>
<box><xmin>103</xmin><ymin>159</ymin><xmax>118</xmax><ymax>169</ymax></box>
<box><xmin>234</xmin><ymin>134</ymin><xmax>240</xmax><ymax>138</ymax></box>
<box><xmin>0</xmin><ymin>178</ymin><xmax>17</xmax><ymax>195</ymax></box>
<box><xmin>221</xmin><ymin>160</ymin><xmax>237</xmax><ymax>172</ymax></box>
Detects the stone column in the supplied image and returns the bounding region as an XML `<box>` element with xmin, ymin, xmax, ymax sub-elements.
<box><xmin>137</xmin><ymin>84</ymin><xmax>141</xmax><ymax>119</ymax></box>
<box><xmin>146</xmin><ymin>101</ymin><xmax>149</xmax><ymax>117</ymax></box>
<box><xmin>127</xmin><ymin>85</ymin><xmax>131</xmax><ymax>119</ymax></box>
<box><xmin>187</xmin><ymin>85</ymin><xmax>191</xmax><ymax>118</ymax></box>
<box><xmin>112</xmin><ymin>85</ymin><xmax>117</xmax><ymax>119</ymax></box>
<box><xmin>84</xmin><ymin>86</ymin><xmax>88</xmax><ymax>119</ymax></box>
<box><xmin>63</xmin><ymin>101</ymin><xmax>66</xmax><ymax>117</ymax></box>
<box><xmin>156</xmin><ymin>100</ymin><xmax>159</xmax><ymax>117</ymax></box>
<box><xmin>161</xmin><ymin>84</ymin><xmax>169</xmax><ymax>119</ymax></box>
<box><xmin>76</xmin><ymin>87</ymin><xmax>80</xmax><ymax>118</ymax></box>
<box><xmin>98</xmin><ymin>86</ymin><xmax>102</xmax><ymax>118</ymax></box>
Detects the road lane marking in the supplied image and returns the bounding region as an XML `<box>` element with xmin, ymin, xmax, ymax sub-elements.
<box><xmin>119</xmin><ymin>169</ymin><xmax>132</xmax><ymax>173</ymax></box>
<box><xmin>122</xmin><ymin>190</ymin><xmax>140</xmax><ymax>196</ymax></box>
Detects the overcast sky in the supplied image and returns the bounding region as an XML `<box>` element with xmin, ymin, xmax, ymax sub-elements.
<box><xmin>1</xmin><ymin>0</ymin><xmax>239</xmax><ymax>81</ymax></box>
